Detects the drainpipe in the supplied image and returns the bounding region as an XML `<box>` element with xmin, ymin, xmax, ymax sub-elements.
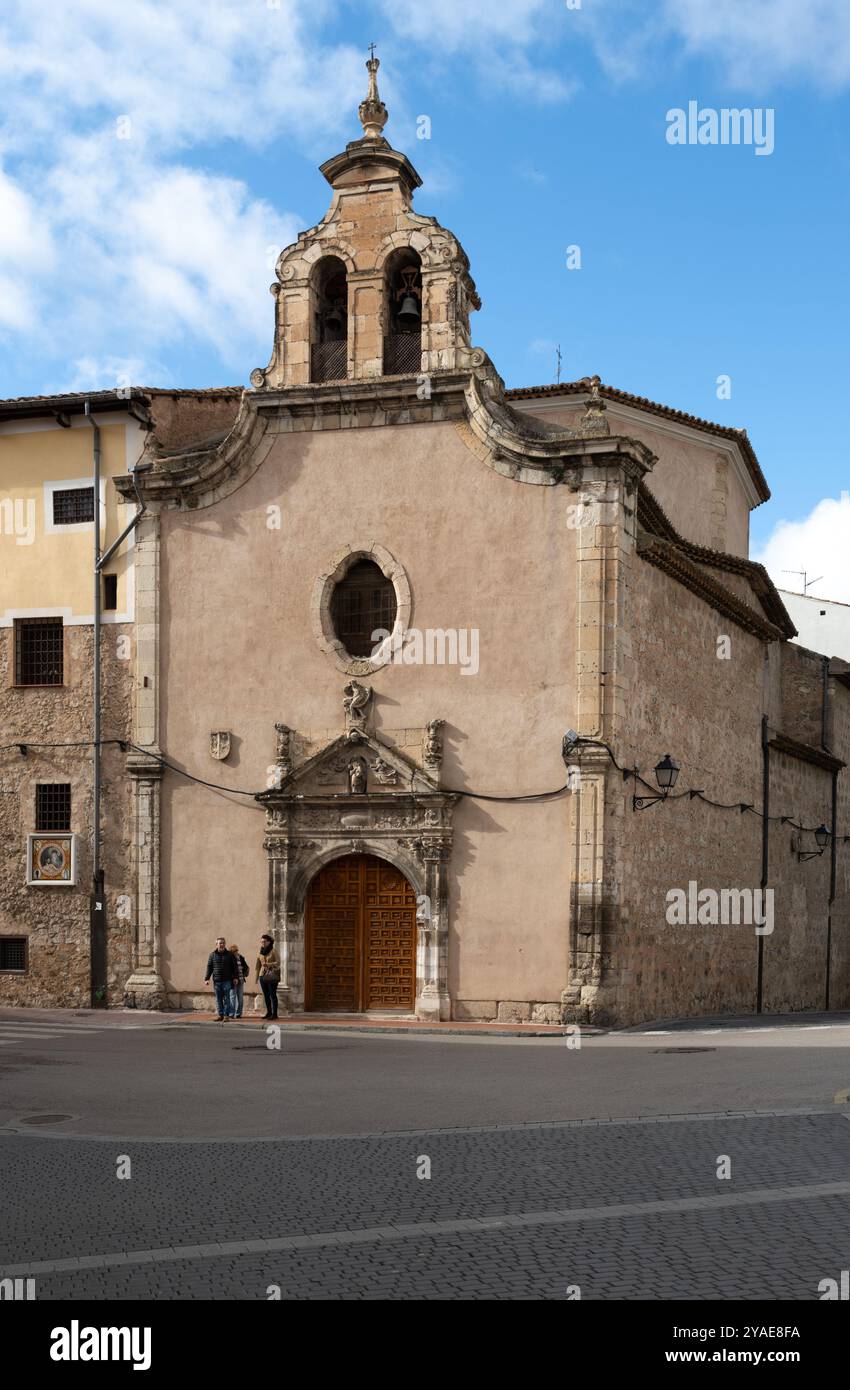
<box><xmin>757</xmin><ymin>713</ymin><xmax>769</xmax><ymax>1014</ymax></box>
<box><xmin>826</xmin><ymin>765</ymin><xmax>838</xmax><ymax>1010</ymax></box>
<box><xmin>822</xmin><ymin>657</ymin><xmax>837</xmax><ymax>1010</ymax></box>
<box><xmin>85</xmin><ymin>400</ymin><xmax>106</xmax><ymax>1007</ymax></box>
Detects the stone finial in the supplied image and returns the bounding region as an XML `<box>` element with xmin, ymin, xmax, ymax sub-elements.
<box><xmin>358</xmin><ymin>54</ymin><xmax>388</xmax><ymax>140</ymax></box>
<box><xmin>579</xmin><ymin>374</ymin><xmax>610</xmax><ymax>437</ymax></box>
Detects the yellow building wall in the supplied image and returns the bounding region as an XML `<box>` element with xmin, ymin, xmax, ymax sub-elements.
<box><xmin>0</xmin><ymin>419</ymin><xmax>138</xmax><ymax>624</ymax></box>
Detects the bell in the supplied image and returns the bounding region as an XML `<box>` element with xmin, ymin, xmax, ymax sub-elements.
<box><xmin>396</xmin><ymin>293</ymin><xmax>420</xmax><ymax>328</ymax></box>
<box><xmin>324</xmin><ymin>304</ymin><xmax>344</xmax><ymax>334</ymax></box>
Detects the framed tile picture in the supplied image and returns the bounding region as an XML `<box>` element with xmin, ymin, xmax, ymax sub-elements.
<box><xmin>27</xmin><ymin>833</ymin><xmax>76</xmax><ymax>886</ymax></box>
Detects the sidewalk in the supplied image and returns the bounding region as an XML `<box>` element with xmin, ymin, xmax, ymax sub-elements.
<box><xmin>177</xmin><ymin>1011</ymin><xmax>580</xmax><ymax>1037</ymax></box>
<box><xmin>616</xmin><ymin>1009</ymin><xmax>850</xmax><ymax>1034</ymax></box>
<box><xmin>0</xmin><ymin>1005</ymin><xmax>184</xmax><ymax>1027</ymax></box>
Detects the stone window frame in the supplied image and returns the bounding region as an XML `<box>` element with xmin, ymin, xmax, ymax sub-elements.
<box><xmin>311</xmin><ymin>543</ymin><xmax>411</xmax><ymax>676</ymax></box>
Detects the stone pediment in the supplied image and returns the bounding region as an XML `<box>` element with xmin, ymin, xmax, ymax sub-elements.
<box><xmin>257</xmin><ymin>730</ymin><xmax>441</xmax><ymax>802</ymax></box>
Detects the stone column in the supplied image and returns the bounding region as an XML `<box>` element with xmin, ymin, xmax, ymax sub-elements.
<box><xmin>265</xmin><ymin>834</ymin><xmax>297</xmax><ymax>1014</ymax></box>
<box><xmin>350</xmin><ymin>271</ymin><xmax>384</xmax><ymax>379</ymax></box>
<box><xmin>415</xmin><ymin>836</ymin><xmax>451</xmax><ymax>1020</ymax></box>
<box><xmin>561</xmin><ymin>459</ymin><xmax>640</xmax><ymax>1025</ymax></box>
<box><xmin>123</xmin><ymin>510</ymin><xmax>166</xmax><ymax>1008</ymax></box>
<box><xmin>124</xmin><ymin>754</ymin><xmax>164</xmax><ymax>1007</ymax></box>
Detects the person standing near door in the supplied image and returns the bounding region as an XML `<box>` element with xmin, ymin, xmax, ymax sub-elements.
<box><xmin>256</xmin><ymin>934</ymin><xmax>281</xmax><ymax>1019</ymax></box>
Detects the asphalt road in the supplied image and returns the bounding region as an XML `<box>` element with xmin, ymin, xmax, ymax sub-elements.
<box><xmin>1</xmin><ymin>1010</ymin><xmax>849</xmax><ymax>1299</ymax></box>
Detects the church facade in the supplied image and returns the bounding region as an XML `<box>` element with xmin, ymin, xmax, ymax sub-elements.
<box><xmin>2</xmin><ymin>59</ymin><xmax>848</xmax><ymax>1025</ymax></box>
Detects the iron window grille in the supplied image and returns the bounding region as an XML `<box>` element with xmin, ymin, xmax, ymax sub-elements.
<box><xmin>0</xmin><ymin>938</ymin><xmax>27</xmax><ymax>972</ymax></box>
<box><xmin>331</xmin><ymin>560</ymin><xmax>398</xmax><ymax>658</ymax></box>
<box><xmin>310</xmin><ymin>340</ymin><xmax>347</xmax><ymax>383</ymax></box>
<box><xmin>35</xmin><ymin>784</ymin><xmax>71</xmax><ymax>832</ymax></box>
<box><xmin>53</xmin><ymin>486</ymin><xmax>95</xmax><ymax>525</ymax></box>
<box><xmin>383</xmin><ymin>334</ymin><xmax>422</xmax><ymax>376</ymax></box>
<box><xmin>15</xmin><ymin>617</ymin><xmax>64</xmax><ymax>686</ymax></box>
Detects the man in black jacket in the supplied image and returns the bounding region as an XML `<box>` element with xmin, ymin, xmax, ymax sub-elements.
<box><xmin>204</xmin><ymin>937</ymin><xmax>239</xmax><ymax>1021</ymax></box>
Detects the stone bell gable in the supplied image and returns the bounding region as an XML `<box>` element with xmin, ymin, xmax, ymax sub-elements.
<box><xmin>251</xmin><ymin>55</ymin><xmax>481</xmax><ymax>391</ymax></box>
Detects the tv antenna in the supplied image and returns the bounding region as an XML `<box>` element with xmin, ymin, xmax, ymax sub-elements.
<box><xmin>782</xmin><ymin>569</ymin><xmax>823</xmax><ymax>595</ymax></box>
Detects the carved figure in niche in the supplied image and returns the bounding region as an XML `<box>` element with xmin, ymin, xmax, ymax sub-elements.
<box><xmin>348</xmin><ymin>757</ymin><xmax>368</xmax><ymax>794</ymax></box>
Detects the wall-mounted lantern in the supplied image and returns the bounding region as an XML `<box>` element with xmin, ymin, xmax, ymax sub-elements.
<box><xmin>633</xmin><ymin>754</ymin><xmax>680</xmax><ymax>811</ymax></box>
<box><xmin>796</xmin><ymin>824</ymin><xmax>831</xmax><ymax>862</ymax></box>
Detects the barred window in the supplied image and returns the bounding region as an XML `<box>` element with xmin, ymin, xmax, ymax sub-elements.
<box><xmin>15</xmin><ymin>618</ymin><xmax>64</xmax><ymax>686</ymax></box>
<box><xmin>36</xmin><ymin>784</ymin><xmax>71</xmax><ymax>832</ymax></box>
<box><xmin>0</xmin><ymin>938</ymin><xmax>27</xmax><ymax>972</ymax></box>
<box><xmin>52</xmin><ymin>486</ymin><xmax>94</xmax><ymax>525</ymax></box>
<box><xmin>331</xmin><ymin>559</ymin><xmax>397</xmax><ymax>658</ymax></box>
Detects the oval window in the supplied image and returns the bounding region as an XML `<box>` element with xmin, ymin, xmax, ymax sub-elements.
<box><xmin>330</xmin><ymin>559</ymin><xmax>398</xmax><ymax>659</ymax></box>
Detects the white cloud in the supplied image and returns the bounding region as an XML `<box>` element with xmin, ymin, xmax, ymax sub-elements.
<box><xmin>0</xmin><ymin>0</ymin><xmax>362</xmax><ymax>157</ymax></box>
<box><xmin>662</xmin><ymin>0</ymin><xmax>850</xmax><ymax>89</ymax></box>
<box><xmin>379</xmin><ymin>0</ymin><xmax>547</xmax><ymax>50</ymax></box>
<box><xmin>376</xmin><ymin>0</ymin><xmax>577</xmax><ymax>102</ymax></box>
<box><xmin>0</xmin><ymin>168</ymin><xmax>55</xmax><ymax>332</ymax></box>
<box><xmin>754</xmin><ymin>491</ymin><xmax>850</xmax><ymax>604</ymax></box>
<box><xmin>0</xmin><ymin>0</ymin><xmax>347</xmax><ymax>381</ymax></box>
<box><xmin>61</xmin><ymin>355</ymin><xmax>172</xmax><ymax>394</ymax></box>
<box><xmin>584</xmin><ymin>0</ymin><xmax>850</xmax><ymax>89</ymax></box>
<box><xmin>5</xmin><ymin>133</ymin><xmax>299</xmax><ymax>377</ymax></box>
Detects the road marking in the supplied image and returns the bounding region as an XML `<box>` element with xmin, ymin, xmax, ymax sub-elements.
<box><xmin>0</xmin><ymin>1021</ymin><xmax>116</xmax><ymax>1031</ymax></box>
<box><xmin>0</xmin><ymin>1028</ymin><xmax>101</xmax><ymax>1039</ymax></box>
<box><xmin>0</xmin><ymin>1023</ymin><xmax>102</xmax><ymax>1031</ymax></box>
<box><xmin>0</xmin><ymin>1028</ymin><xmax>99</xmax><ymax>1039</ymax></box>
<box><xmin>5</xmin><ymin>1177</ymin><xmax>850</xmax><ymax>1278</ymax></box>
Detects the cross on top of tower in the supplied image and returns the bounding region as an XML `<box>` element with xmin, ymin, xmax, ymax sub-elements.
<box><xmin>358</xmin><ymin>47</ymin><xmax>388</xmax><ymax>141</ymax></box>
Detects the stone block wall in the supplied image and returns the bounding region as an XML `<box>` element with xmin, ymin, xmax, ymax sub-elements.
<box><xmin>608</xmin><ymin>555</ymin><xmax>849</xmax><ymax>1026</ymax></box>
<box><xmin>0</xmin><ymin>624</ymin><xmax>135</xmax><ymax>1007</ymax></box>
<box><xmin>762</xmin><ymin>749</ymin><xmax>834</xmax><ymax>1012</ymax></box>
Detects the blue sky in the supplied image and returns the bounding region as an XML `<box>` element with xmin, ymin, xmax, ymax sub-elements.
<box><xmin>1</xmin><ymin>0</ymin><xmax>848</xmax><ymax>592</ymax></box>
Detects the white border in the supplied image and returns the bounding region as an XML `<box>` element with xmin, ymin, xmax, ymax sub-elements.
<box><xmin>43</xmin><ymin>476</ymin><xmax>106</xmax><ymax>536</ymax></box>
<box><xmin>26</xmin><ymin>832</ymin><xmax>77</xmax><ymax>887</ymax></box>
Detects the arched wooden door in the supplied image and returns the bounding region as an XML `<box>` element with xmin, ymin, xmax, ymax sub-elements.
<box><xmin>305</xmin><ymin>855</ymin><xmax>417</xmax><ymax>1013</ymax></box>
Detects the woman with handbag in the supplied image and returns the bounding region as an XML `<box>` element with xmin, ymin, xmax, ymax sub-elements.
<box><xmin>256</xmin><ymin>933</ymin><xmax>281</xmax><ymax>1019</ymax></box>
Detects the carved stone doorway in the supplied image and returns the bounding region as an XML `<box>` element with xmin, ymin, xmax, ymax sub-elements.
<box><xmin>305</xmin><ymin>853</ymin><xmax>417</xmax><ymax>1013</ymax></box>
<box><xmin>258</xmin><ymin>721</ymin><xmax>455</xmax><ymax>1020</ymax></box>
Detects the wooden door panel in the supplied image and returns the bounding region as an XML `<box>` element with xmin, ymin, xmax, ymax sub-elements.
<box><xmin>306</xmin><ymin>854</ymin><xmax>417</xmax><ymax>1013</ymax></box>
<box><xmin>308</xmin><ymin>909</ymin><xmax>358</xmax><ymax>1011</ymax></box>
<box><xmin>366</xmin><ymin>908</ymin><xmax>416</xmax><ymax>1010</ymax></box>
<box><xmin>363</xmin><ymin>859</ymin><xmax>417</xmax><ymax>1010</ymax></box>
<box><xmin>306</xmin><ymin>857</ymin><xmax>361</xmax><ymax>1011</ymax></box>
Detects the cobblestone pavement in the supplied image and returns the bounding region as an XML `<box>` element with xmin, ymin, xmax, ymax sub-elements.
<box><xmin>3</xmin><ymin>1111</ymin><xmax>850</xmax><ymax>1299</ymax></box>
